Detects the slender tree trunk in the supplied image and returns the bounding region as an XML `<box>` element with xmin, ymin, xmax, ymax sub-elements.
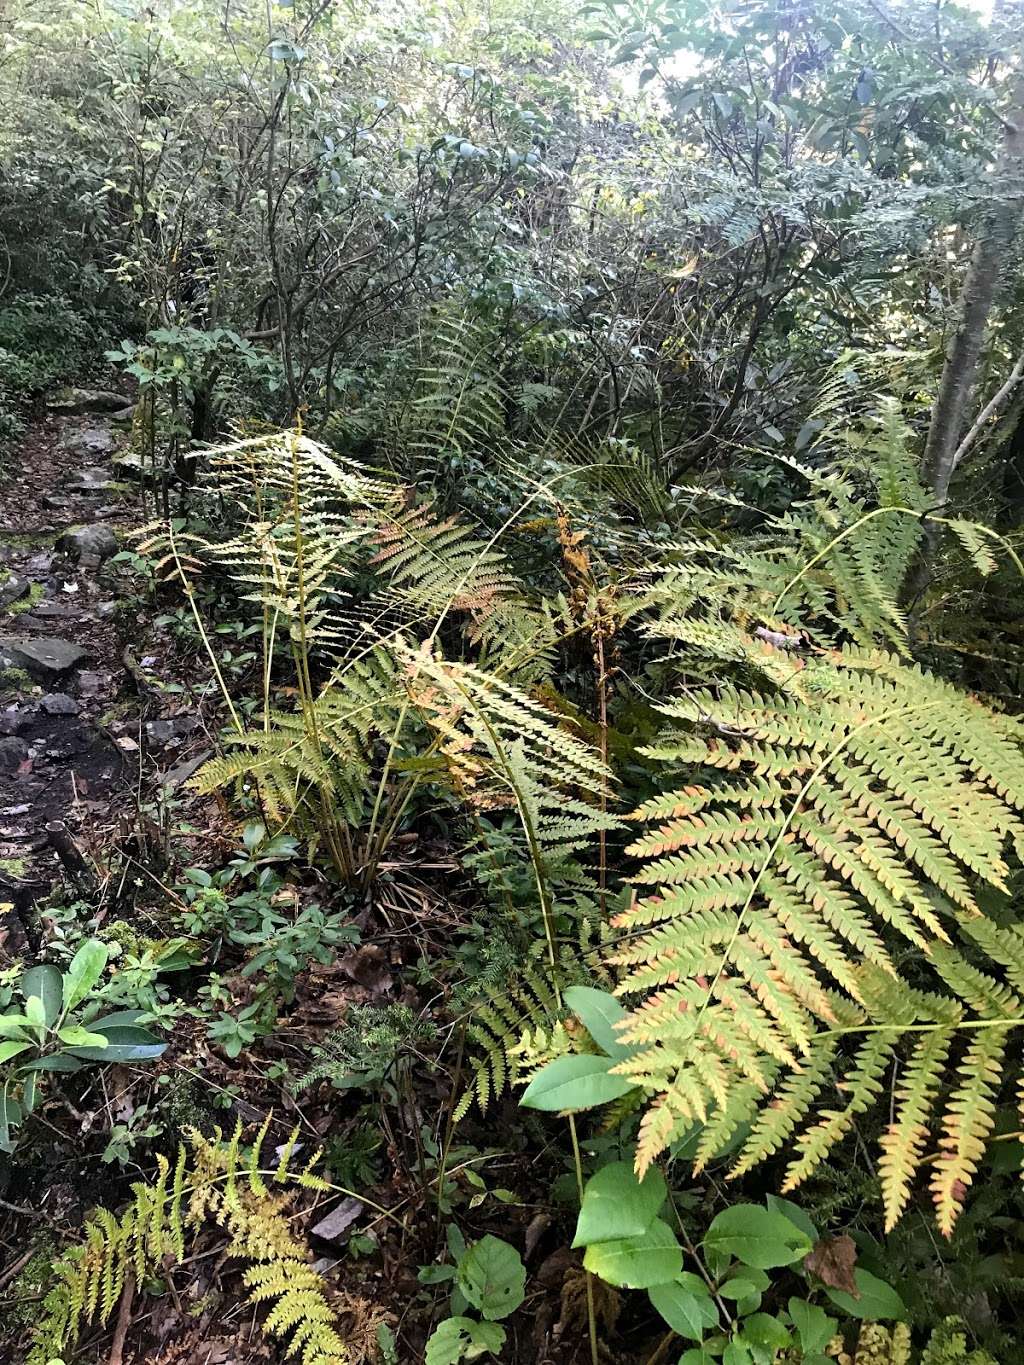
<box><xmin>921</xmin><ymin>74</ymin><xmax>1024</xmax><ymax>507</ymax></box>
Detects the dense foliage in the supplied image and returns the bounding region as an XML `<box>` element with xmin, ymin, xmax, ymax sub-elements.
<box><xmin>2</xmin><ymin>0</ymin><xmax>1024</xmax><ymax>1361</ymax></box>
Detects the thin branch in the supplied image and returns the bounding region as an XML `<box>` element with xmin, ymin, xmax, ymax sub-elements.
<box><xmin>951</xmin><ymin>349</ymin><xmax>1024</xmax><ymax>470</ymax></box>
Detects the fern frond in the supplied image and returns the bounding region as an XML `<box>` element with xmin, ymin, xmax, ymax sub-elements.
<box><xmin>29</xmin><ymin>1125</ymin><xmax>348</xmax><ymax>1365</ymax></box>
<box><xmin>612</xmin><ymin>617</ymin><xmax>1024</xmax><ymax>1227</ymax></box>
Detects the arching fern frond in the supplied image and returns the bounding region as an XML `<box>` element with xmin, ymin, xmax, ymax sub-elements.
<box><xmin>609</xmin><ymin>620</ymin><xmax>1024</xmax><ymax>1234</ymax></box>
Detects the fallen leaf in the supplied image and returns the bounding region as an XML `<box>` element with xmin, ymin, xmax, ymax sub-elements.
<box><xmin>311</xmin><ymin>1196</ymin><xmax>364</xmax><ymax>1245</ymax></box>
<box><xmin>805</xmin><ymin>1233</ymin><xmax>858</xmax><ymax>1295</ymax></box>
<box><xmin>338</xmin><ymin>944</ymin><xmax>393</xmax><ymax>995</ymax></box>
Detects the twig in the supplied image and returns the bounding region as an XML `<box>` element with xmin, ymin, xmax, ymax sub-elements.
<box><xmin>952</xmin><ymin>350</ymin><xmax>1024</xmax><ymax>471</ymax></box>
<box><xmin>107</xmin><ymin>1269</ymin><xmax>135</xmax><ymax>1365</ymax></box>
<box><xmin>0</xmin><ymin>1195</ymin><xmax>34</xmax><ymax>1217</ymax></box>
<box><xmin>0</xmin><ymin>1247</ymin><xmax>34</xmax><ymax>1292</ymax></box>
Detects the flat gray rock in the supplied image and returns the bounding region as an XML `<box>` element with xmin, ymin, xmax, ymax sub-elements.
<box><xmin>46</xmin><ymin>387</ymin><xmax>129</xmax><ymax>414</ymax></box>
<box><xmin>0</xmin><ymin>708</ymin><xmax>33</xmax><ymax>736</ymax></box>
<box><xmin>0</xmin><ymin>575</ymin><xmax>29</xmax><ymax>608</ymax></box>
<box><xmin>0</xmin><ymin>737</ymin><xmax>28</xmax><ymax>770</ymax></box>
<box><xmin>0</xmin><ymin>638</ymin><xmax>89</xmax><ymax>678</ymax></box>
<box><xmin>68</xmin><ymin>466</ymin><xmax>113</xmax><ymax>490</ymax></box>
<box><xmin>26</xmin><ymin>602</ymin><xmax>82</xmax><ymax>620</ymax></box>
<box><xmin>61</xmin><ymin>427</ymin><xmax>114</xmax><ymax>458</ymax></box>
<box><xmin>41</xmin><ymin>693</ymin><xmax>80</xmax><ymax>716</ymax></box>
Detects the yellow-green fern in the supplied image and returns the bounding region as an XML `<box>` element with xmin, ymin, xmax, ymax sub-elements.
<box><xmin>609</xmin><ymin>620</ymin><xmax>1024</xmax><ymax>1235</ymax></box>
<box><xmin>30</xmin><ymin>1120</ymin><xmax>346</xmax><ymax>1365</ymax></box>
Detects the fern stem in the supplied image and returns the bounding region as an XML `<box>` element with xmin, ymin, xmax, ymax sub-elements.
<box><xmin>166</xmin><ymin>522</ymin><xmax>244</xmax><ymax>735</ymax></box>
<box><xmin>567</xmin><ymin>1114</ymin><xmax>600</xmax><ymax>1365</ymax></box>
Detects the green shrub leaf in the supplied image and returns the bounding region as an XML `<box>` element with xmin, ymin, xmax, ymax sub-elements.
<box><xmin>573</xmin><ymin>1161</ymin><xmax>666</xmax><ymax>1246</ymax></box>
<box><xmin>583</xmin><ymin>1218</ymin><xmax>683</xmax><ymax>1288</ymax></box>
<box><xmin>519</xmin><ymin>1054</ymin><xmax>634</xmax><ymax>1111</ymax></box>
<box><xmin>704</xmin><ymin>1205</ymin><xmax>812</xmax><ymax>1269</ymax></box>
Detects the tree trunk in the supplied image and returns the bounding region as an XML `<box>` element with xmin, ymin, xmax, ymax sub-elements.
<box><xmin>920</xmin><ymin>74</ymin><xmax>1024</xmax><ymax>507</ymax></box>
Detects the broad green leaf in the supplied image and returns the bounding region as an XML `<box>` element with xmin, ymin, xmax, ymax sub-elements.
<box><xmin>704</xmin><ymin>1205</ymin><xmax>812</xmax><ymax>1269</ymax></box>
<box><xmin>0</xmin><ymin>1014</ymin><xmax>32</xmax><ymax>1039</ymax></box>
<box><xmin>519</xmin><ymin>1054</ymin><xmax>634</xmax><ymax>1112</ymax></box>
<box><xmin>765</xmin><ymin>1195</ymin><xmax>818</xmax><ymax>1244</ymax></box>
<box><xmin>92</xmin><ymin>1023</ymin><xmax>161</xmax><ymax>1044</ymax></box>
<box><xmin>62</xmin><ymin>940</ymin><xmax>108</xmax><ymax>1014</ymax></box>
<box><xmin>824</xmin><ymin>1269</ymin><xmax>906</xmax><ymax>1321</ymax></box>
<box><xmin>457</xmin><ymin>1236</ymin><xmax>525</xmax><ymax>1321</ymax></box>
<box><xmin>740</xmin><ymin>1313</ymin><xmax>791</xmax><ymax>1351</ymax></box>
<box><xmin>20</xmin><ymin>1054</ymin><xmax>83</xmax><ymax>1073</ymax></box>
<box><xmin>564</xmin><ymin>986</ymin><xmax>632</xmax><ymax>1057</ymax></box>
<box><xmin>584</xmin><ymin>1218</ymin><xmax>683</xmax><ymax>1288</ymax></box>
<box><xmin>788</xmin><ymin>1299</ymin><xmax>835</xmax><ymax>1353</ymax></box>
<box><xmin>68</xmin><ymin>1025</ymin><xmax>165</xmax><ymax>1062</ymax></box>
<box><xmin>648</xmin><ymin>1274</ymin><xmax>719</xmax><ymax>1340</ymax></box>
<box><xmin>20</xmin><ymin>965</ymin><xmax>61</xmax><ymax>1026</ymax></box>
<box><xmin>57</xmin><ymin>1026</ymin><xmax>108</xmax><ymax>1048</ymax></box>
<box><xmin>0</xmin><ymin>1087</ymin><xmax>21</xmax><ymax>1150</ymax></box>
<box><xmin>0</xmin><ymin>1040</ymin><xmax>32</xmax><ymax>1064</ymax></box>
<box><xmin>417</xmin><ymin>1264</ymin><xmax>456</xmax><ymax>1285</ymax></box>
<box><xmin>719</xmin><ymin>1268</ymin><xmax>770</xmax><ymax>1299</ymax></box>
<box><xmin>88</xmin><ymin>1010</ymin><xmax>147</xmax><ymax>1030</ymax></box>
<box><xmin>678</xmin><ymin>1350</ymin><xmax>717</xmax><ymax>1365</ymax></box>
<box><xmin>573</xmin><ymin>1161</ymin><xmax>666</xmax><ymax>1246</ymax></box>
<box><xmin>722</xmin><ymin>1340</ymin><xmax>752</xmax><ymax>1365</ymax></box>
<box><xmin>425</xmin><ymin>1316</ymin><xmax>505</xmax><ymax>1364</ymax></box>
<box><xmin>24</xmin><ymin>994</ymin><xmax>46</xmax><ymax>1035</ymax></box>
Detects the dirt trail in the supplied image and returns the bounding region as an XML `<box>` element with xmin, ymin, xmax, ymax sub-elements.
<box><xmin>0</xmin><ymin>390</ymin><xmax>138</xmax><ymax>943</ymax></box>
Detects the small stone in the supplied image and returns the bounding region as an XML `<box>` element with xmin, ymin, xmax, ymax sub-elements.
<box><xmin>109</xmin><ymin>406</ymin><xmax>135</xmax><ymax>425</ymax></box>
<box><xmin>60</xmin><ymin>525</ymin><xmax>118</xmax><ymax>563</ymax></box>
<box><xmin>0</xmin><ymin>709</ymin><xmax>32</xmax><ymax>736</ymax></box>
<box><xmin>160</xmin><ymin>750</ymin><xmax>213</xmax><ymax>788</ymax></box>
<box><xmin>96</xmin><ymin>601</ymin><xmax>118</xmax><ymax>619</ymax></box>
<box><xmin>76</xmin><ymin>670</ymin><xmax>106</xmax><ymax>697</ymax></box>
<box><xmin>24</xmin><ymin>601</ymin><xmax>81</xmax><ymax>620</ymax></box>
<box><xmin>0</xmin><ymin>575</ymin><xmax>29</xmax><ymax>608</ymax></box>
<box><xmin>145</xmin><ymin>715</ymin><xmax>199</xmax><ymax>746</ymax></box>
<box><xmin>0</xmin><ymin>638</ymin><xmax>89</xmax><ymax>679</ymax></box>
<box><xmin>46</xmin><ymin>387</ymin><xmax>130</xmax><ymax>414</ymax></box>
<box><xmin>0</xmin><ymin>737</ymin><xmax>28</xmax><ymax>771</ymax></box>
<box><xmin>114</xmin><ymin>735</ymin><xmax>139</xmax><ymax>753</ymax></box>
<box><xmin>67</xmin><ymin>466</ymin><xmax>114</xmax><ymax>493</ymax></box>
<box><xmin>310</xmin><ymin>1197</ymin><xmax>364</xmax><ymax>1246</ymax></box>
<box><xmin>112</xmin><ymin>452</ymin><xmax>146</xmax><ymax>480</ymax></box>
<box><xmin>40</xmin><ymin>693</ymin><xmax>80</xmax><ymax>716</ymax></box>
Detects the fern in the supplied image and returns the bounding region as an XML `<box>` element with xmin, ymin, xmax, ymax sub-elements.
<box><xmin>609</xmin><ymin>615</ymin><xmax>1024</xmax><ymax>1234</ymax></box>
<box><xmin>387</xmin><ymin>308</ymin><xmax>507</xmax><ymax>486</ymax></box>
<box><xmin>30</xmin><ymin>1122</ymin><xmax>346</xmax><ymax>1365</ymax></box>
<box><xmin>455</xmin><ymin>963</ymin><xmax>565</xmax><ymax>1120</ymax></box>
<box><xmin>404</xmin><ymin>646</ymin><xmax>618</xmax><ymax>888</ymax></box>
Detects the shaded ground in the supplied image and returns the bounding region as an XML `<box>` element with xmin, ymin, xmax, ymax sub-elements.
<box><xmin>0</xmin><ymin>395</ymin><xmax>135</xmax><ymax>942</ymax></box>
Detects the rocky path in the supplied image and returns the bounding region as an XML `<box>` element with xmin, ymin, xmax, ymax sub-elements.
<box><xmin>0</xmin><ymin>388</ymin><xmax>139</xmax><ymax>942</ymax></box>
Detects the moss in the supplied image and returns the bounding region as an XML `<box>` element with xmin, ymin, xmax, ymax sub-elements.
<box><xmin>0</xmin><ymin>858</ymin><xmax>28</xmax><ymax>878</ymax></box>
<box><xmin>157</xmin><ymin>1073</ymin><xmax>217</xmax><ymax>1139</ymax></box>
<box><xmin>0</xmin><ymin>1236</ymin><xmax>58</xmax><ymax>1331</ymax></box>
<box><xmin>99</xmin><ymin>699</ymin><xmax>135</xmax><ymax>727</ymax></box>
<box><xmin>0</xmin><ymin>530</ymin><xmax>57</xmax><ymax>550</ymax></box>
<box><xmin>0</xmin><ymin>667</ymin><xmax>32</xmax><ymax>692</ymax></box>
<box><xmin>5</xmin><ymin>582</ymin><xmax>45</xmax><ymax>615</ymax></box>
